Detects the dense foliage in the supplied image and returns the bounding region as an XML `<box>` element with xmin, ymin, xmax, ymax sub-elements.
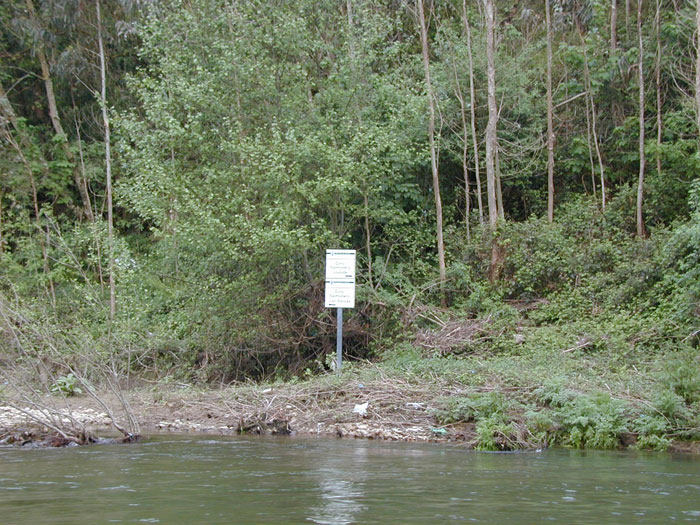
<box><xmin>0</xmin><ymin>0</ymin><xmax>698</xmax><ymax>388</ymax></box>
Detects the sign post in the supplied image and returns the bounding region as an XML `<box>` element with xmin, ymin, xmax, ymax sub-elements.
<box><xmin>325</xmin><ymin>249</ymin><xmax>356</xmax><ymax>371</ymax></box>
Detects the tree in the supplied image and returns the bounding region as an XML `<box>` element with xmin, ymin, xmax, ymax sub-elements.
<box><xmin>696</xmin><ymin>0</ymin><xmax>700</xmax><ymax>142</ymax></box>
<box><xmin>462</xmin><ymin>0</ymin><xmax>484</xmax><ymax>225</ymax></box>
<box><xmin>545</xmin><ymin>0</ymin><xmax>555</xmax><ymax>222</ymax></box>
<box><xmin>483</xmin><ymin>0</ymin><xmax>503</xmax><ymax>282</ymax></box>
<box><xmin>96</xmin><ymin>0</ymin><xmax>115</xmax><ymax>319</ymax></box>
<box><xmin>0</xmin><ymin>79</ymin><xmax>54</xmax><ymax>303</ymax></box>
<box><xmin>637</xmin><ymin>0</ymin><xmax>646</xmax><ymax>238</ymax></box>
<box><xmin>22</xmin><ymin>0</ymin><xmax>94</xmax><ymax>223</ymax></box>
<box><xmin>611</xmin><ymin>0</ymin><xmax>618</xmax><ymax>52</ymax></box>
<box><xmin>575</xmin><ymin>14</ymin><xmax>607</xmax><ymax>211</ymax></box>
<box><xmin>416</xmin><ymin>0</ymin><xmax>446</xmax><ymax>289</ymax></box>
<box><xmin>483</xmin><ymin>0</ymin><xmax>498</xmax><ymax>228</ymax></box>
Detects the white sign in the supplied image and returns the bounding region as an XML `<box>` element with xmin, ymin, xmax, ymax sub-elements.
<box><xmin>325</xmin><ymin>250</ymin><xmax>356</xmax><ymax>308</ymax></box>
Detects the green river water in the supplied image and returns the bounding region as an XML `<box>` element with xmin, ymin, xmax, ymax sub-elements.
<box><xmin>1</xmin><ymin>435</ymin><xmax>700</xmax><ymax>523</ymax></box>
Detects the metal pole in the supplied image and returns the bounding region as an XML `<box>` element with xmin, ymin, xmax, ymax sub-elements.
<box><xmin>336</xmin><ymin>307</ymin><xmax>343</xmax><ymax>371</ymax></box>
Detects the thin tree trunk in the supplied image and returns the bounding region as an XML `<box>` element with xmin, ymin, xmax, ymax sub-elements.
<box><xmin>545</xmin><ymin>0</ymin><xmax>555</xmax><ymax>223</ymax></box>
<box><xmin>578</xmin><ymin>24</ymin><xmax>607</xmax><ymax>210</ymax></box>
<box><xmin>97</xmin><ymin>0</ymin><xmax>116</xmax><ymax>319</ymax></box>
<box><xmin>0</xmin><ymin>189</ymin><xmax>4</xmax><ymax>254</ymax></box>
<box><xmin>462</xmin><ymin>0</ymin><xmax>484</xmax><ymax>225</ymax></box>
<box><xmin>71</xmin><ymin>91</ymin><xmax>104</xmax><ymax>290</ymax></box>
<box><xmin>364</xmin><ymin>193</ymin><xmax>373</xmax><ymax>288</ymax></box>
<box><xmin>24</xmin><ymin>0</ymin><xmax>94</xmax><ymax>223</ymax></box>
<box><xmin>417</xmin><ymin>0</ymin><xmax>447</xmax><ymax>288</ymax></box>
<box><xmin>484</xmin><ymin>0</ymin><xmax>499</xmax><ymax>227</ymax></box>
<box><xmin>695</xmin><ymin>0</ymin><xmax>700</xmax><ymax>143</ymax></box>
<box><xmin>349</xmin><ymin>0</ymin><xmax>373</xmax><ymax>285</ymax></box>
<box><xmin>451</xmin><ymin>54</ymin><xmax>471</xmax><ymax>240</ymax></box>
<box><xmin>655</xmin><ymin>0</ymin><xmax>662</xmax><ymax>176</ymax></box>
<box><xmin>484</xmin><ymin>0</ymin><xmax>502</xmax><ymax>282</ymax></box>
<box><xmin>637</xmin><ymin>0</ymin><xmax>646</xmax><ymax>238</ymax></box>
<box><xmin>626</xmin><ymin>0</ymin><xmax>631</xmax><ymax>36</ymax></box>
<box><xmin>495</xmin><ymin>147</ymin><xmax>504</xmax><ymax>220</ymax></box>
<box><xmin>584</xmin><ymin>81</ymin><xmax>597</xmax><ymax>197</ymax></box>
<box><xmin>611</xmin><ymin>0</ymin><xmax>618</xmax><ymax>52</ymax></box>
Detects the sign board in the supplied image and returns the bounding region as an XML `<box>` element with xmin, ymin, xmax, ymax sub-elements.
<box><xmin>325</xmin><ymin>249</ymin><xmax>356</xmax><ymax>308</ymax></box>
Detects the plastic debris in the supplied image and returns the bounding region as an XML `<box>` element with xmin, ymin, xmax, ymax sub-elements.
<box><xmin>352</xmin><ymin>402</ymin><xmax>369</xmax><ymax>417</ymax></box>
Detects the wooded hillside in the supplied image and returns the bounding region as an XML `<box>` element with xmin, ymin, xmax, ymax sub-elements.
<box><xmin>1</xmin><ymin>0</ymin><xmax>698</xmax><ymax>383</ymax></box>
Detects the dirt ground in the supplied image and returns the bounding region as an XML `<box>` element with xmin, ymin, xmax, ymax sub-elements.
<box><xmin>3</xmin><ymin>376</ymin><xmax>699</xmax><ymax>453</ymax></box>
<box><xmin>1</xmin><ymin>375</ymin><xmax>475</xmax><ymax>445</ymax></box>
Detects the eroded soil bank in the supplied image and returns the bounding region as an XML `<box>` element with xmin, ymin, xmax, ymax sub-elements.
<box><xmin>3</xmin><ymin>353</ymin><xmax>700</xmax><ymax>453</ymax></box>
<box><xmin>1</xmin><ymin>372</ymin><xmax>456</xmax><ymax>446</ymax></box>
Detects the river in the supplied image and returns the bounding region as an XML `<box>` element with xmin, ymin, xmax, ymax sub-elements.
<box><xmin>1</xmin><ymin>436</ymin><xmax>700</xmax><ymax>523</ymax></box>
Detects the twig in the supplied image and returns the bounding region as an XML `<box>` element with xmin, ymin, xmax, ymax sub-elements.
<box><xmin>562</xmin><ymin>341</ymin><xmax>592</xmax><ymax>354</ymax></box>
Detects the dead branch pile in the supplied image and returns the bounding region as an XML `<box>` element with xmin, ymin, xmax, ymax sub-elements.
<box><xmin>409</xmin><ymin>306</ymin><xmax>494</xmax><ymax>355</ymax></box>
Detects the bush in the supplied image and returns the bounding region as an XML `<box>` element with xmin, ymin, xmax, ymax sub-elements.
<box><xmin>554</xmin><ymin>393</ymin><xmax>629</xmax><ymax>449</ymax></box>
<box><xmin>633</xmin><ymin>414</ymin><xmax>672</xmax><ymax>451</ymax></box>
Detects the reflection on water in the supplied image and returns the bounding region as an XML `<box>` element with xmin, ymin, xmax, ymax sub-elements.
<box><xmin>310</xmin><ymin>444</ymin><xmax>368</xmax><ymax>524</ymax></box>
<box><xmin>1</xmin><ymin>436</ymin><xmax>700</xmax><ymax>523</ymax></box>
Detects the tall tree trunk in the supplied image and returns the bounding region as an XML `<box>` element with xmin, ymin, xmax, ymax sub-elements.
<box><xmin>695</xmin><ymin>0</ymin><xmax>700</xmax><ymax>143</ymax></box>
<box><xmin>636</xmin><ymin>0</ymin><xmax>646</xmax><ymax>238</ymax></box>
<box><xmin>484</xmin><ymin>0</ymin><xmax>502</xmax><ymax>281</ymax></box>
<box><xmin>545</xmin><ymin>0</ymin><xmax>555</xmax><ymax>223</ymax></box>
<box><xmin>24</xmin><ymin>0</ymin><xmax>94</xmax><ymax>223</ymax></box>
<box><xmin>97</xmin><ymin>0</ymin><xmax>116</xmax><ymax>319</ymax></box>
<box><xmin>655</xmin><ymin>0</ymin><xmax>662</xmax><ymax>176</ymax></box>
<box><xmin>626</xmin><ymin>0</ymin><xmax>631</xmax><ymax>36</ymax></box>
<box><xmin>462</xmin><ymin>0</ymin><xmax>484</xmax><ymax>225</ymax></box>
<box><xmin>417</xmin><ymin>0</ymin><xmax>447</xmax><ymax>288</ymax></box>
<box><xmin>484</xmin><ymin>0</ymin><xmax>499</xmax><ymax>228</ymax></box>
<box><xmin>611</xmin><ymin>0</ymin><xmax>618</xmax><ymax>52</ymax></box>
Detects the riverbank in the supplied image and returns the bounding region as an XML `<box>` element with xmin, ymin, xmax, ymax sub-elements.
<box><xmin>1</xmin><ymin>367</ymin><xmax>457</xmax><ymax>445</ymax></box>
<box><xmin>2</xmin><ymin>349</ymin><xmax>700</xmax><ymax>452</ymax></box>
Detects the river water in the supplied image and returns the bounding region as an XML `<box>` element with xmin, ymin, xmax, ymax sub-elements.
<box><xmin>1</xmin><ymin>435</ymin><xmax>700</xmax><ymax>523</ymax></box>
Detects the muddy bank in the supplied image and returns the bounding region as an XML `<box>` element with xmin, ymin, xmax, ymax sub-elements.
<box><xmin>1</xmin><ymin>378</ymin><xmax>698</xmax><ymax>453</ymax></box>
<box><xmin>0</xmin><ymin>378</ymin><xmax>464</xmax><ymax>446</ymax></box>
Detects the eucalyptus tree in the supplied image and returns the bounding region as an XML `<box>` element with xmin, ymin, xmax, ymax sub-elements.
<box><xmin>483</xmin><ymin>0</ymin><xmax>498</xmax><ymax>228</ymax></box>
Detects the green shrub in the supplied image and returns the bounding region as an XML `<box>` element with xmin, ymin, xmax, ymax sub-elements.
<box><xmin>433</xmin><ymin>391</ymin><xmax>511</xmax><ymax>425</ymax></box>
<box><xmin>633</xmin><ymin>414</ymin><xmax>672</xmax><ymax>451</ymax></box>
<box><xmin>536</xmin><ymin>385</ymin><xmax>630</xmax><ymax>449</ymax></box>
<box><xmin>50</xmin><ymin>374</ymin><xmax>83</xmax><ymax>397</ymax></box>
<box><xmin>658</xmin><ymin>350</ymin><xmax>700</xmax><ymax>405</ymax></box>
<box><xmin>475</xmin><ymin>414</ymin><xmax>515</xmax><ymax>451</ymax></box>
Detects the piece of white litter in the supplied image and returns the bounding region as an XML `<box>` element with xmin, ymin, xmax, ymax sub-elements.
<box><xmin>353</xmin><ymin>402</ymin><xmax>369</xmax><ymax>417</ymax></box>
